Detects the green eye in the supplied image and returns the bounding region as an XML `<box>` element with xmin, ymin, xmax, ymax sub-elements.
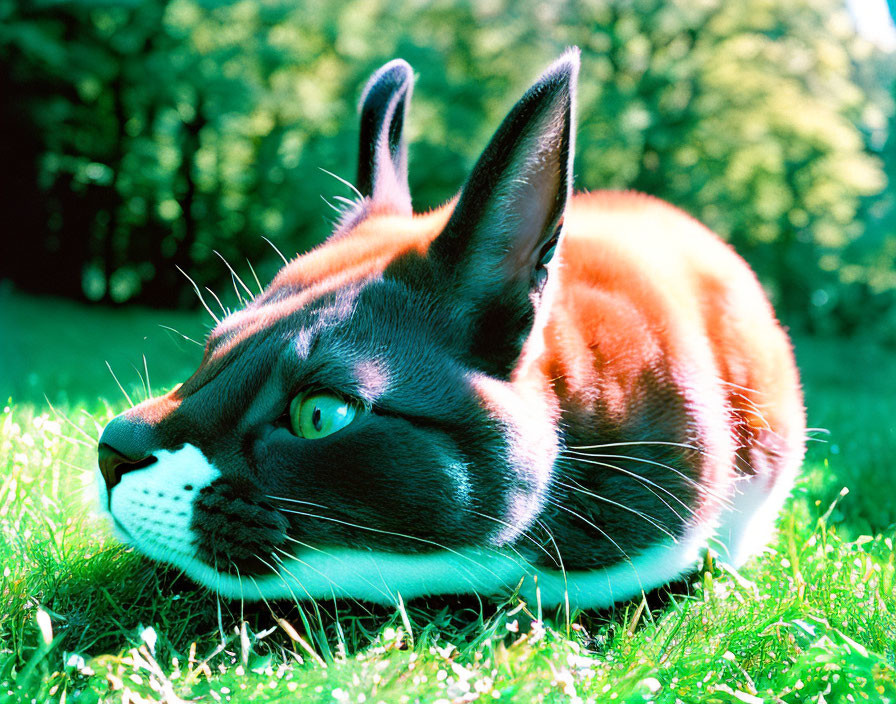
<box><xmin>289</xmin><ymin>391</ymin><xmax>358</xmax><ymax>439</ymax></box>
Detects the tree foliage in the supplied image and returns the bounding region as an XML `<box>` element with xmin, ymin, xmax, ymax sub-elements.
<box><xmin>0</xmin><ymin>0</ymin><xmax>891</xmax><ymax>333</ymax></box>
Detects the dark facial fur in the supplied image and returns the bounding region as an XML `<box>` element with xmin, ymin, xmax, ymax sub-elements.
<box><xmin>96</xmin><ymin>50</ymin><xmax>805</xmax><ymax>609</ymax></box>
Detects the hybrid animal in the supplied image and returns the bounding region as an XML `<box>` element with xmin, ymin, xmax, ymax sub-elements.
<box><xmin>97</xmin><ymin>51</ymin><xmax>805</xmax><ymax>609</ymax></box>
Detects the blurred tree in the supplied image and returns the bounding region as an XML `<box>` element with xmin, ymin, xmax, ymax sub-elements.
<box><xmin>0</xmin><ymin>0</ymin><xmax>891</xmax><ymax>335</ymax></box>
<box><xmin>553</xmin><ymin>0</ymin><xmax>885</xmax><ymax>322</ymax></box>
<box><xmin>824</xmin><ymin>28</ymin><xmax>896</xmax><ymax>339</ymax></box>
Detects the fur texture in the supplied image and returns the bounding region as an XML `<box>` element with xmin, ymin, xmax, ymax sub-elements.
<box><xmin>96</xmin><ymin>50</ymin><xmax>805</xmax><ymax>609</ymax></box>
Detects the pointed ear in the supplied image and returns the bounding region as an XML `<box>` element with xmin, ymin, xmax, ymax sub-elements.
<box><xmin>356</xmin><ymin>59</ymin><xmax>414</xmax><ymax>215</ymax></box>
<box><xmin>429</xmin><ymin>49</ymin><xmax>579</xmax><ymax>377</ymax></box>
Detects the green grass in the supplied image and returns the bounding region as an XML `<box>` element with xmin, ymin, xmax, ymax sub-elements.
<box><xmin>1</xmin><ymin>285</ymin><xmax>895</xmax><ymax>703</ymax></box>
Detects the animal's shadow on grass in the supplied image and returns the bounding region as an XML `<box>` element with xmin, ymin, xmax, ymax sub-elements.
<box><xmin>57</xmin><ymin>550</ymin><xmax>693</xmax><ymax>661</ymax></box>
<box><xmin>47</xmin><ymin>550</ymin><xmax>700</xmax><ymax>666</ymax></box>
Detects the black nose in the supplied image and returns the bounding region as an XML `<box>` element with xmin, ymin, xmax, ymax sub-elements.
<box><xmin>98</xmin><ymin>415</ymin><xmax>158</xmax><ymax>491</ymax></box>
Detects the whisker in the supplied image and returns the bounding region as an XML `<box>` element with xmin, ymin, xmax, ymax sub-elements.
<box><xmin>257</xmin><ymin>552</ymin><xmax>344</xmax><ymax>623</ymax></box>
<box><xmin>563</xmin><ymin>450</ymin><xmax>734</xmax><ymax>508</ymax></box>
<box><xmin>551</xmin><ymin>480</ymin><xmax>678</xmax><ymax>542</ymax></box>
<box><xmin>559</xmin><ymin>454</ymin><xmax>694</xmax><ymax>523</ymax></box>
<box><xmin>272</xmin><ymin>548</ymin><xmax>376</xmax><ymax>618</ymax></box>
<box><xmin>319</xmin><ymin>167</ymin><xmax>364</xmax><ymax>200</ymax></box>
<box><xmin>532</xmin><ymin>517</ymin><xmax>572</xmax><ymax>629</ymax></box>
<box><xmin>260</xmin><ymin>554</ymin><xmax>341</xmax><ymax>666</ymax></box>
<box><xmin>270</xmin><ymin>550</ymin><xmax>334</xmax><ymax>612</ymax></box>
<box><xmin>533</xmin><ymin>516</ymin><xmax>567</xmax><ymax>579</ymax></box>
<box><xmin>214</xmin><ymin>249</ymin><xmax>255</xmax><ymax>301</ymax></box>
<box><xmin>265</xmin><ymin>495</ymin><xmax>330</xmax><ymax>510</ymax></box>
<box><xmin>130</xmin><ymin>362</ymin><xmax>148</xmax><ymax>402</ymax></box>
<box><xmin>80</xmin><ymin>407</ymin><xmax>106</xmax><ymax>435</ymax></box>
<box><xmin>805</xmin><ymin>427</ymin><xmax>830</xmax><ymax>444</ymax></box>
<box><xmin>718</xmin><ymin>379</ymin><xmax>763</xmax><ymax>396</ymax></box>
<box><xmin>333</xmin><ymin>195</ymin><xmax>358</xmax><ymax>207</ymax></box>
<box><xmin>232</xmin><ymin>560</ymin><xmax>246</xmax><ymax>622</ymax></box>
<box><xmin>229</xmin><ymin>273</ymin><xmax>247</xmax><ymax>307</ymax></box>
<box><xmin>274</xmin><ymin>506</ymin><xmax>450</xmax><ymax>551</ymax></box>
<box><xmin>281</xmin><ymin>536</ymin><xmax>395</xmax><ymax>604</ymax></box>
<box><xmin>462</xmin><ymin>508</ymin><xmax>560</xmax><ymax>569</ymax></box>
<box><xmin>731</xmin><ymin>452</ymin><xmax>760</xmax><ymax>476</ymax></box>
<box><xmin>320</xmin><ymin>195</ymin><xmax>343</xmax><ymax>215</ymax></box>
<box><xmin>204</xmin><ymin>286</ymin><xmax>229</xmax><ymax>318</ymax></box>
<box><xmin>246</xmin><ymin>258</ymin><xmax>264</xmax><ymax>295</ymax></box>
<box><xmin>58</xmin><ymin>458</ymin><xmax>94</xmax><ymax>474</ymax></box>
<box><xmin>176</xmin><ymin>265</ymin><xmax>220</xmax><ymax>324</ymax></box>
<box><xmin>270</xmin><ymin>552</ymin><xmax>346</xmax><ymax>666</ymax></box>
<box><xmin>158</xmin><ymin>324</ymin><xmax>203</xmax><ymax>347</ymax></box>
<box><xmin>58</xmin><ymin>432</ymin><xmax>95</xmax><ymax>449</ymax></box>
<box><xmin>734</xmin><ymin>407</ymin><xmax>772</xmax><ymax>431</ymax></box>
<box><xmin>716</xmin><ymin>378</ymin><xmax>762</xmax><ymax>395</ymax></box>
<box><xmin>271</xmin><ymin>504</ymin><xmax>511</xmax><ymax>586</ymax></box>
<box><xmin>142</xmin><ymin>354</ymin><xmax>152</xmax><ymax>399</ymax></box>
<box><xmin>104</xmin><ymin>361</ymin><xmax>134</xmax><ymax>408</ymax></box>
<box><xmin>282</xmin><ymin>535</ymin><xmax>327</xmax><ymax>554</ymax></box>
<box><xmin>44</xmin><ymin>396</ymin><xmax>96</xmax><ymax>442</ymax></box>
<box><xmin>248</xmin><ymin>572</ymin><xmax>273</xmax><ymax>612</ymax></box>
<box><xmin>261</xmin><ymin>236</ymin><xmax>289</xmax><ymax>266</ymax></box>
<box><xmin>542</xmin><ymin>495</ymin><xmax>644</xmax><ymax>597</ymax></box>
<box><xmin>568</xmin><ymin>440</ymin><xmax>703</xmax><ymax>452</ymax></box>
<box><xmin>727</xmin><ymin>389</ymin><xmax>772</xmax><ymax>410</ymax></box>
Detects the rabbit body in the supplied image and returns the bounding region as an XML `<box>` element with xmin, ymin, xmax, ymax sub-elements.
<box><xmin>97</xmin><ymin>52</ymin><xmax>804</xmax><ymax>609</ymax></box>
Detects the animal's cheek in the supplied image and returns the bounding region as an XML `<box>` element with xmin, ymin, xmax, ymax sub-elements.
<box><xmin>248</xmin><ymin>417</ymin><xmax>495</xmax><ymax>550</ymax></box>
<box><xmin>190</xmin><ymin>477</ymin><xmax>290</xmax><ymax>572</ymax></box>
<box><xmin>468</xmin><ymin>374</ymin><xmax>560</xmax><ymax>545</ymax></box>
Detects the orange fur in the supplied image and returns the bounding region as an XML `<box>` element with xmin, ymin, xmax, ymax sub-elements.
<box><xmin>546</xmin><ymin>191</ymin><xmax>804</xmax><ymax>485</ymax></box>
<box><xmin>143</xmin><ymin>188</ymin><xmax>804</xmax><ymax>502</ymax></box>
<box><xmin>251</xmin><ymin>188</ymin><xmax>806</xmax><ymax>547</ymax></box>
<box><xmin>271</xmin><ymin>190</ymin><xmax>803</xmax><ymax>495</ymax></box>
<box><xmin>98</xmin><ymin>53</ymin><xmax>806</xmax><ymax>604</ymax></box>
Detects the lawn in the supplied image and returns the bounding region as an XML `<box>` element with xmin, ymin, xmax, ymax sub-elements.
<box><xmin>1</xmin><ymin>284</ymin><xmax>894</xmax><ymax>703</ymax></box>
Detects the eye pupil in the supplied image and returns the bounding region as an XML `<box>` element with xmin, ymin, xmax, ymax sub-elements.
<box><xmin>289</xmin><ymin>391</ymin><xmax>357</xmax><ymax>439</ymax></box>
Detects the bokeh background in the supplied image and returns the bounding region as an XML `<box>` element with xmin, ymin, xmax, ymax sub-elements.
<box><xmin>1</xmin><ymin>5</ymin><xmax>896</xmax><ymax>699</ymax></box>
<box><xmin>1</xmin><ymin>0</ymin><xmax>895</xmax><ymax>338</ymax></box>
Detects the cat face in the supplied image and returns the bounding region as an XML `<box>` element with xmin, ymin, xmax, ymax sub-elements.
<box><xmin>96</xmin><ymin>52</ymin><xmax>579</xmax><ymax>601</ymax></box>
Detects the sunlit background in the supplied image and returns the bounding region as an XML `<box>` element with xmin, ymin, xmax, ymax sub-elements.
<box><xmin>1</xmin><ymin>4</ymin><xmax>896</xmax><ymax>700</ymax></box>
<box><xmin>848</xmin><ymin>0</ymin><xmax>896</xmax><ymax>50</ymax></box>
<box><xmin>1</xmin><ymin>0</ymin><xmax>894</xmax><ymax>339</ymax></box>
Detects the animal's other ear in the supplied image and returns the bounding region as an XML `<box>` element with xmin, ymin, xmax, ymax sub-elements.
<box><xmin>356</xmin><ymin>59</ymin><xmax>414</xmax><ymax>215</ymax></box>
<box><xmin>428</xmin><ymin>49</ymin><xmax>579</xmax><ymax>378</ymax></box>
